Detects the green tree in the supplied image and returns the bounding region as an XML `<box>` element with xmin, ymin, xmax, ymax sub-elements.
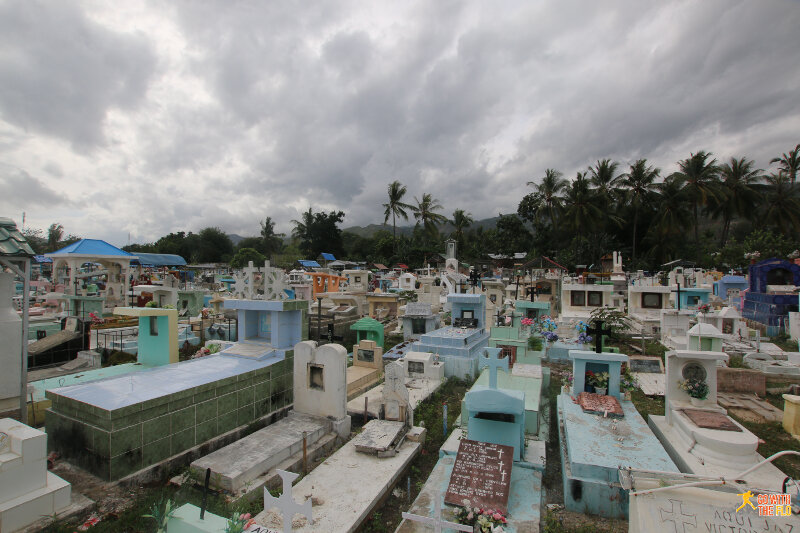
<box><xmin>450</xmin><ymin>209</ymin><xmax>474</xmax><ymax>249</ymax></box>
<box><xmin>412</xmin><ymin>193</ymin><xmax>447</xmax><ymax>237</ymax></box>
<box><xmin>291</xmin><ymin>209</ymin><xmax>346</xmax><ymax>258</ymax></box>
<box><xmin>382</xmin><ymin>181</ymin><xmax>413</xmax><ymax>252</ymax></box>
<box><xmin>710</xmin><ymin>157</ymin><xmax>763</xmax><ymax>247</ymax></box>
<box><xmin>195</xmin><ymin>227</ymin><xmax>234</xmax><ymax>263</ymax></box>
<box><xmin>46</xmin><ymin>223</ymin><xmax>64</xmax><ymax>252</ymax></box>
<box><xmin>673</xmin><ymin>151</ymin><xmax>719</xmax><ymax>258</ymax></box>
<box><xmin>741</xmin><ymin>228</ymin><xmax>795</xmax><ymax>260</ymax></box>
<box><xmin>230</xmin><ymin>247</ymin><xmax>266</xmax><ymax>269</ymax></box>
<box><xmin>761</xmin><ymin>172</ymin><xmax>800</xmax><ymax>237</ymax></box>
<box><xmin>493</xmin><ymin>214</ymin><xmax>531</xmax><ymax>257</ymax></box>
<box><xmin>561</xmin><ymin>172</ymin><xmax>605</xmax><ymax>238</ymax></box>
<box><xmin>648</xmin><ymin>176</ymin><xmax>691</xmax><ymax>263</ymax></box>
<box><xmin>588</xmin><ymin>158</ymin><xmax>621</xmax><ymax>206</ymax></box>
<box><xmin>770</xmin><ymin>143</ymin><xmax>800</xmax><ymax>187</ymax></box>
<box><xmin>259</xmin><ymin>216</ymin><xmax>285</xmax><ymax>257</ymax></box>
<box><xmin>526</xmin><ymin>168</ymin><xmax>567</xmax><ymax>227</ymax></box>
<box><xmin>619</xmin><ymin>159</ymin><xmax>660</xmax><ymax>264</ymax></box>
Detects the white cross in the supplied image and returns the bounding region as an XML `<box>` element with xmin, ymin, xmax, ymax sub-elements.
<box><xmin>401</xmin><ymin>497</ymin><xmax>472</xmax><ymax>533</ymax></box>
<box><xmin>479</xmin><ymin>347</ymin><xmax>508</xmax><ymax>389</ymax></box>
<box><xmin>262</xmin><ymin>260</ymin><xmax>288</xmax><ymax>301</ymax></box>
<box><xmin>500</xmin><ymin>468</ymin><xmax>507</xmax><ymax>482</ymax></box>
<box><xmin>263</xmin><ymin>469</ymin><xmax>313</xmax><ymax>533</ymax></box>
<box><xmin>243</xmin><ymin>261</ymin><xmax>259</xmax><ymax>299</ymax></box>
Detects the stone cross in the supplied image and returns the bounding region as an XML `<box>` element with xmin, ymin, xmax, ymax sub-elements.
<box><xmin>658</xmin><ymin>499</ymin><xmax>697</xmax><ymax>533</ymax></box>
<box><xmin>262</xmin><ymin>260</ymin><xmax>289</xmax><ymax>301</ymax></box>
<box><xmin>401</xmin><ymin>496</ymin><xmax>472</xmax><ymax>533</ymax></box>
<box><xmin>263</xmin><ymin>469</ymin><xmax>313</xmax><ymax>533</ymax></box>
<box><xmin>495</xmin><ymin>308</ymin><xmax>504</xmax><ymax>327</ymax></box>
<box><xmin>232</xmin><ymin>271</ymin><xmax>248</xmax><ymax>299</ymax></box>
<box><xmin>243</xmin><ymin>261</ymin><xmax>259</xmax><ymax>299</ymax></box>
<box><xmin>672</xmin><ymin>282</ymin><xmax>683</xmax><ymax>311</ymax></box>
<box><xmin>528</xmin><ymin>285</ymin><xmax>538</xmax><ymax>302</ymax></box>
<box><xmin>479</xmin><ymin>347</ymin><xmax>508</xmax><ymax>389</ymax></box>
<box><xmin>586</xmin><ymin>320</ymin><xmax>613</xmax><ymax>354</ymax></box>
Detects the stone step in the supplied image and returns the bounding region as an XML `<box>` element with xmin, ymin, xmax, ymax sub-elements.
<box><xmin>190</xmin><ymin>412</ymin><xmax>331</xmax><ymax>492</ymax></box>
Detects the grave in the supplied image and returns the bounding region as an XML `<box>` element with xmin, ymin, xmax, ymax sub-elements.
<box><xmin>346</xmin><ymin>339</ymin><xmax>383</xmax><ymax>400</ymax></box>
<box><xmin>366</xmin><ymin>291</ymin><xmax>400</xmax><ymax>320</ymax></box>
<box><xmin>352</xmin><ymin>419</ymin><xmax>407</xmax><ymax>454</ymax></box>
<box><xmin>0</xmin><ymin>418</ymin><xmax>84</xmax><ymax>532</ymax></box>
<box><xmin>0</xmin><ymin>272</ymin><xmax>22</xmax><ymax>415</ymax></box>
<box><xmin>743</xmin><ymin>351</ymin><xmax>800</xmax><ymax>376</ymax></box>
<box><xmin>648</xmin><ymin>350</ymin><xmax>788</xmax><ymax>489</ymax></box>
<box><xmin>382</xmin><ymin>361</ymin><xmax>410</xmax><ymax>423</ymax></box>
<box><xmin>187</xmin><ymin>341</ymin><xmax>348</xmax><ymax>494</ymax></box>
<box><xmin>560</xmin><ymin>280</ymin><xmax>615</xmax><ymax>322</ymax></box>
<box><xmin>629</xmin><ymin>356</ymin><xmax>665</xmax><ymax>396</ymax></box>
<box><xmin>558</xmin><ymin>348</ymin><xmax>678</xmax><ymax>518</ymax></box>
<box><xmin>350</xmin><ymin>316</ymin><xmax>385</xmax><ymax>348</ymax></box>
<box><xmin>400</xmin><ymin>302</ymin><xmax>440</xmax><ymax>341</ymax></box>
<box><xmin>687</xmin><ymin>322</ymin><xmax>725</xmax><ymax>352</ymax></box>
<box><xmin>699</xmin><ymin>305</ymin><xmax>746</xmax><ymax>337</ymax></box>
<box><xmin>409</xmin><ymin>293</ymin><xmax>489</xmax><ymax>380</ymax></box>
<box><xmin>671</xmin><ymin>285</ymin><xmax>711</xmax><ymax>311</ymax></box>
<box><xmin>488</xmin><ymin>319</ymin><xmax>540</xmax><ymax>367</ymax></box>
<box><xmin>743</xmin><ymin>258</ymin><xmax>800</xmax><ymax>336</ymax></box>
<box><xmin>113</xmin><ymin>307</ymin><xmax>179</xmax><ymax>365</ymax></box>
<box><xmin>660</xmin><ymin>308</ymin><xmax>694</xmax><ymax>349</ymax></box>
<box><xmin>346</xmin><ymin>351</ymin><xmax>443</xmax><ymax>421</ymax></box>
<box><xmin>627</xmin><ymin>284</ymin><xmax>671</xmax><ymax>335</ymax></box>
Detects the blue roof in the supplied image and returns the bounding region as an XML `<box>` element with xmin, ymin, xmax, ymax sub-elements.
<box><xmin>48</xmin><ymin>239</ymin><xmax>132</xmax><ymax>257</ymax></box>
<box><xmin>298</xmin><ymin>259</ymin><xmax>321</xmax><ymax>268</ymax></box>
<box><xmin>320</xmin><ymin>253</ymin><xmax>336</xmax><ymax>261</ymax></box>
<box><xmin>720</xmin><ymin>275</ymin><xmax>747</xmax><ymax>284</ymax></box>
<box><xmin>33</xmin><ymin>255</ymin><xmax>52</xmax><ymax>263</ymax></box>
<box><xmin>131</xmin><ymin>252</ymin><xmax>187</xmax><ymax>267</ymax></box>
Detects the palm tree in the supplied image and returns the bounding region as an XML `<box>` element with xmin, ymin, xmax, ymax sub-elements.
<box><xmin>710</xmin><ymin>157</ymin><xmax>763</xmax><ymax>247</ymax></box>
<box><xmin>561</xmin><ymin>172</ymin><xmax>604</xmax><ymax>238</ymax></box>
<box><xmin>770</xmin><ymin>143</ymin><xmax>800</xmax><ymax>187</ymax></box>
<box><xmin>619</xmin><ymin>159</ymin><xmax>660</xmax><ymax>263</ymax></box>
<box><xmin>47</xmin><ymin>223</ymin><xmax>64</xmax><ymax>252</ymax></box>
<box><xmin>291</xmin><ymin>208</ymin><xmax>314</xmax><ymax>242</ymax></box>
<box><xmin>382</xmin><ymin>181</ymin><xmax>413</xmax><ymax>252</ymax></box>
<box><xmin>673</xmin><ymin>151</ymin><xmax>719</xmax><ymax>257</ymax></box>
<box><xmin>412</xmin><ymin>193</ymin><xmax>448</xmax><ymax>236</ymax></box>
<box><xmin>648</xmin><ymin>176</ymin><xmax>691</xmax><ymax>261</ymax></box>
<box><xmin>450</xmin><ymin>209</ymin><xmax>474</xmax><ymax>247</ymax></box>
<box><xmin>588</xmin><ymin>158</ymin><xmax>621</xmax><ymax>204</ymax></box>
<box><xmin>761</xmin><ymin>172</ymin><xmax>800</xmax><ymax>236</ymax></box>
<box><xmin>526</xmin><ymin>168</ymin><xmax>567</xmax><ymax>227</ymax></box>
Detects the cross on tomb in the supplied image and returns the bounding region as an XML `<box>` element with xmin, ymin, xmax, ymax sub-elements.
<box><xmin>263</xmin><ymin>469</ymin><xmax>313</xmax><ymax>533</ymax></box>
<box><xmin>401</xmin><ymin>496</ymin><xmax>472</xmax><ymax>533</ymax></box>
<box><xmin>672</xmin><ymin>282</ymin><xmax>683</xmax><ymax>311</ymax></box>
<box><xmin>324</xmin><ymin>323</ymin><xmax>343</xmax><ymax>344</ymax></box>
<box><xmin>469</xmin><ymin>269</ymin><xmax>481</xmax><ymax>293</ymax></box>
<box><xmin>586</xmin><ymin>320</ymin><xmax>613</xmax><ymax>354</ymax></box>
<box><xmin>658</xmin><ymin>499</ymin><xmax>697</xmax><ymax>533</ymax></box>
<box><xmin>243</xmin><ymin>261</ymin><xmax>260</xmax><ymax>299</ymax></box>
<box><xmin>495</xmin><ymin>308</ymin><xmax>504</xmax><ymax>327</ymax></box>
<box><xmin>457</xmin><ymin>279</ymin><xmax>466</xmax><ymax>294</ymax></box>
<box><xmin>479</xmin><ymin>347</ymin><xmax>508</xmax><ymax>389</ymax></box>
<box><xmin>527</xmin><ymin>285</ymin><xmax>538</xmax><ymax>302</ymax></box>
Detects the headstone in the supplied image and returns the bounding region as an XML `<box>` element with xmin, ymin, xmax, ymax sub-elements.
<box><xmin>261</xmin><ymin>260</ymin><xmax>289</xmax><ymax>301</ymax></box>
<box><xmin>444</xmin><ymin>439</ymin><xmax>513</xmax><ymax>513</ymax></box>
<box><xmin>352</xmin><ymin>419</ymin><xmax>406</xmax><ymax>454</ymax></box>
<box><xmin>629</xmin><ymin>357</ymin><xmax>663</xmax><ymax>374</ymax></box>
<box><xmin>401</xmin><ymin>495</ymin><xmax>472</xmax><ymax>533</ymax></box>
<box><xmin>293</xmin><ymin>341</ymin><xmax>350</xmax><ymax>437</ymax></box>
<box><xmin>382</xmin><ymin>361</ymin><xmax>409</xmax><ymax>422</ymax></box>
<box><xmin>478</xmin><ymin>347</ymin><xmax>508</xmax><ymax>390</ymax></box>
<box><xmin>263</xmin><ymin>469</ymin><xmax>313</xmax><ymax>533</ymax></box>
<box><xmin>406</xmin><ymin>302</ymin><xmax>432</xmax><ymax>316</ymax></box>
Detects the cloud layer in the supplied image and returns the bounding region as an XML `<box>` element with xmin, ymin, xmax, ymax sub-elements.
<box><xmin>2</xmin><ymin>0</ymin><xmax>799</xmax><ymax>246</ymax></box>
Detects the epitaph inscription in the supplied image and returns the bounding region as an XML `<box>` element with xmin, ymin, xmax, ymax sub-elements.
<box><xmin>444</xmin><ymin>439</ymin><xmax>513</xmax><ymax>513</ymax></box>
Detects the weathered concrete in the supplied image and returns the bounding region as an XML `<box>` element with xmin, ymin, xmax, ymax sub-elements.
<box><xmin>346</xmin><ymin>376</ymin><xmax>442</xmax><ymax>421</ymax></box>
<box><xmin>254</xmin><ymin>439</ymin><xmax>421</xmax><ymax>533</ymax></box>
<box><xmin>190</xmin><ymin>412</ymin><xmax>330</xmax><ymax>492</ymax></box>
<box><xmin>352</xmin><ymin>419</ymin><xmax>405</xmax><ymax>454</ymax></box>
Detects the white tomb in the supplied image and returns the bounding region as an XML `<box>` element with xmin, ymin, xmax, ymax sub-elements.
<box><xmin>698</xmin><ymin>306</ymin><xmax>746</xmax><ymax>338</ymax></box>
<box><xmin>628</xmin><ymin>284</ymin><xmax>671</xmax><ymax>335</ymax></box>
<box><xmin>660</xmin><ymin>309</ymin><xmax>694</xmax><ymax>349</ymax></box>
<box><xmin>294</xmin><ymin>341</ymin><xmax>351</xmax><ymax>438</ymax></box>
<box><xmin>0</xmin><ymin>272</ymin><xmax>22</xmax><ymax>414</ymax></box>
<box><xmin>0</xmin><ymin>419</ymin><xmax>72</xmax><ymax>532</ymax></box>
<box><xmin>648</xmin><ymin>350</ymin><xmax>788</xmax><ymax>490</ymax></box>
<box><xmin>382</xmin><ymin>362</ymin><xmax>410</xmax><ymax>423</ymax></box>
<box><xmin>401</xmin><ymin>351</ymin><xmax>445</xmax><ymax>382</ymax></box>
<box><xmin>399</xmin><ymin>273</ymin><xmax>417</xmax><ymax>291</ymax></box>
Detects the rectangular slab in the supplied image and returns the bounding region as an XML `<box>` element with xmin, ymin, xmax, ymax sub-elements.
<box><xmin>352</xmin><ymin>420</ymin><xmax>405</xmax><ymax>453</ymax></box>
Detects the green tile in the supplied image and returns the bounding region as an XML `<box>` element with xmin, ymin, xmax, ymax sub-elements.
<box><xmin>143</xmin><ymin>414</ymin><xmax>170</xmax><ymax>445</ymax></box>
<box><xmin>193</xmin><ymin>388</ymin><xmax>216</xmax><ymax>403</ymax></box>
<box><xmin>142</xmin><ymin>436</ymin><xmax>171</xmax><ymax>465</ymax></box>
<box><xmin>217</xmin><ymin>392</ymin><xmax>237</xmax><ymax>415</ymax></box>
<box><xmin>110</xmin><ymin>449</ymin><xmax>142</xmax><ymax>480</ymax></box>
<box><xmin>217</xmin><ymin>382</ymin><xmax>238</xmax><ymax>396</ymax></box>
<box><xmin>217</xmin><ymin>376</ymin><xmax>237</xmax><ymax>387</ymax></box>
<box><xmin>237</xmin><ymin>404</ymin><xmax>254</xmax><ymax>426</ymax></box>
<box><xmin>218</xmin><ymin>413</ymin><xmax>237</xmax><ymax>435</ymax></box>
<box><xmin>171</xmin><ymin>427</ymin><xmax>195</xmax><ymax>455</ymax></box>
<box><xmin>237</xmin><ymin>387</ymin><xmax>254</xmax><ymax>407</ymax></box>
<box><xmin>254</xmin><ymin>397</ymin><xmax>271</xmax><ymax>418</ymax></box>
<box><xmin>237</xmin><ymin>376</ymin><xmax>254</xmax><ymax>388</ymax></box>
<box><xmin>111</xmin><ymin>412</ymin><xmax>142</xmax><ymax>430</ymax></box>
<box><xmin>196</xmin><ymin>399</ymin><xmax>217</xmax><ymax>424</ymax></box>
<box><xmin>169</xmin><ymin>396</ymin><xmax>194</xmax><ymax>411</ymax></box>
<box><xmin>196</xmin><ymin>419</ymin><xmax>218</xmax><ymax>443</ymax></box>
<box><xmin>93</xmin><ymin>428</ymin><xmax>110</xmax><ymax>457</ymax></box>
<box><xmin>254</xmin><ymin>381</ymin><xmax>270</xmax><ymax>401</ymax></box>
<box><xmin>110</xmin><ymin>424</ymin><xmax>142</xmax><ymax>457</ymax></box>
<box><xmin>171</xmin><ymin>406</ymin><xmax>196</xmax><ymax>434</ymax></box>
<box><xmin>140</xmin><ymin>402</ymin><xmax>171</xmax><ymax>420</ymax></box>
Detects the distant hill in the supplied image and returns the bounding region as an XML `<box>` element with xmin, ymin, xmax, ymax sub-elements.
<box><xmin>227</xmin><ymin>233</ymin><xmax>245</xmax><ymax>245</ymax></box>
<box><xmin>343</xmin><ymin>216</ymin><xmax>502</xmax><ymax>238</ymax></box>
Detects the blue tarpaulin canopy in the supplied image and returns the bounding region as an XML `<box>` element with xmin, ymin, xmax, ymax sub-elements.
<box><xmin>48</xmin><ymin>238</ymin><xmax>132</xmax><ymax>257</ymax></box>
<box><xmin>320</xmin><ymin>253</ymin><xmax>336</xmax><ymax>261</ymax></box>
<box><xmin>131</xmin><ymin>253</ymin><xmax>187</xmax><ymax>267</ymax></box>
<box><xmin>298</xmin><ymin>259</ymin><xmax>321</xmax><ymax>268</ymax></box>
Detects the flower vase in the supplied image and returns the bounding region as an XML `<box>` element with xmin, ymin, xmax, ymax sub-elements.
<box><xmin>595</xmin><ymin>387</ymin><xmax>607</xmax><ymax>396</ymax></box>
<box><xmin>690</xmin><ymin>397</ymin><xmax>704</xmax><ymax>407</ymax></box>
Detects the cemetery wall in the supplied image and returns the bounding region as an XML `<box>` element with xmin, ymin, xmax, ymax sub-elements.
<box><xmin>717</xmin><ymin>367</ymin><xmax>766</xmax><ymax>396</ymax></box>
<box><xmin>44</xmin><ymin>354</ymin><xmax>294</xmax><ymax>480</ymax></box>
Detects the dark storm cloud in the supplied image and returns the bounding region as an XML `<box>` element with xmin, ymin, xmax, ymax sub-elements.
<box><xmin>0</xmin><ymin>1</ymin><xmax>155</xmax><ymax>149</ymax></box>
<box><xmin>0</xmin><ymin>166</ymin><xmax>64</xmax><ymax>207</ymax></box>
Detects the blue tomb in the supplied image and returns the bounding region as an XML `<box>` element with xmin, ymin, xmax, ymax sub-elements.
<box><xmin>742</xmin><ymin>258</ymin><xmax>800</xmax><ymax>334</ymax></box>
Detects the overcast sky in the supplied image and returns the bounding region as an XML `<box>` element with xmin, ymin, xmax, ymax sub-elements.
<box><xmin>2</xmin><ymin>0</ymin><xmax>799</xmax><ymax>246</ymax></box>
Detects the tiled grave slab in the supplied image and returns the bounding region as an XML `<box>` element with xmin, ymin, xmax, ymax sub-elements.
<box><xmin>352</xmin><ymin>420</ymin><xmax>405</xmax><ymax>453</ymax></box>
<box><xmin>576</xmin><ymin>392</ymin><xmax>624</xmax><ymax>418</ymax></box>
<box><xmin>681</xmin><ymin>408</ymin><xmax>742</xmax><ymax>431</ymax></box>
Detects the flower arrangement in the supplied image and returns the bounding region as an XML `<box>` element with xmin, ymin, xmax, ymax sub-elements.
<box><xmin>225</xmin><ymin>512</ymin><xmax>255</xmax><ymax>533</ymax></box>
<box><xmin>620</xmin><ymin>366</ymin><xmax>638</xmax><ymax>392</ymax></box>
<box><xmin>453</xmin><ymin>504</ymin><xmax>507</xmax><ymax>532</ymax></box>
<box><xmin>587</xmin><ymin>371</ymin><xmax>609</xmax><ymax>389</ymax></box>
<box><xmin>520</xmin><ymin>318</ymin><xmax>534</xmax><ymax>326</ymax></box>
<box><xmin>88</xmin><ymin>312</ymin><xmax>105</xmax><ymax>325</ymax></box>
<box><xmin>201</xmin><ymin>307</ymin><xmax>211</xmax><ymax>319</ymax></box>
<box><xmin>576</xmin><ymin>320</ymin><xmax>588</xmax><ymax>333</ymax></box>
<box><xmin>577</xmin><ymin>332</ymin><xmax>593</xmax><ymax>345</ymax></box>
<box><xmin>697</xmin><ymin>303</ymin><xmax>711</xmax><ymax>313</ymax></box>
<box><xmin>562</xmin><ymin>370</ymin><xmax>574</xmax><ymax>388</ymax></box>
<box><xmin>679</xmin><ymin>377</ymin><xmax>709</xmax><ymax>399</ymax></box>
<box><xmin>542</xmin><ymin>331</ymin><xmax>559</xmax><ymax>343</ymax></box>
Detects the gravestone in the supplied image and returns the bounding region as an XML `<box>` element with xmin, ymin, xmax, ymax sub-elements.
<box><xmin>444</xmin><ymin>439</ymin><xmax>514</xmax><ymax>513</ymax></box>
<box><xmin>263</xmin><ymin>469</ymin><xmax>313</xmax><ymax>533</ymax></box>
<box><xmin>382</xmin><ymin>361</ymin><xmax>409</xmax><ymax>422</ymax></box>
<box><xmin>261</xmin><ymin>260</ymin><xmax>289</xmax><ymax>301</ymax></box>
<box><xmin>401</xmin><ymin>495</ymin><xmax>472</xmax><ymax>533</ymax></box>
<box><xmin>294</xmin><ymin>341</ymin><xmax>351</xmax><ymax>437</ymax></box>
<box><xmin>629</xmin><ymin>357</ymin><xmax>663</xmax><ymax>374</ymax></box>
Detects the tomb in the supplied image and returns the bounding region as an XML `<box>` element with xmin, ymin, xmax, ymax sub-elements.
<box><xmin>112</xmin><ymin>307</ymin><xmax>179</xmax><ymax>366</ymax></box>
<box><xmin>489</xmin><ymin>316</ymin><xmax>541</xmax><ymax>367</ymax></box>
<box><xmin>629</xmin><ymin>356</ymin><xmax>665</xmax><ymax>396</ymax></box>
<box><xmin>672</xmin><ymin>285</ymin><xmax>712</xmax><ymax>311</ymax></box>
<box><xmin>346</xmin><ymin>351</ymin><xmax>443</xmax><ymax>421</ymax></box>
<box><xmin>398</xmin><ymin>272</ymin><xmax>417</xmax><ymax>291</ymax></box>
<box><xmin>0</xmin><ymin>419</ymin><xmax>77</xmax><ymax>532</ymax></box>
<box><xmin>188</xmin><ymin>341</ymin><xmax>349</xmax><ymax>495</ymax></box>
<box><xmin>713</xmin><ymin>274</ymin><xmax>748</xmax><ymax>305</ymax></box>
<box><xmin>743</xmin><ymin>351</ymin><xmax>800</xmax><ymax>376</ymax></box>
<box><xmin>350</xmin><ymin>316</ymin><xmax>384</xmax><ymax>347</ymax></box>
<box><xmin>366</xmin><ymin>291</ymin><xmax>400</xmax><ymax>320</ymax></box>
<box><xmin>221</xmin><ymin>299</ymin><xmax>308</xmax><ymax>360</ymax></box>
<box><xmin>382</xmin><ymin>362</ymin><xmax>410</xmax><ymax>423</ymax></box>
<box><xmin>743</xmin><ymin>258</ymin><xmax>800</xmax><ymax>336</ymax></box>
<box><xmin>627</xmin><ymin>284</ymin><xmax>671</xmax><ymax>335</ymax></box>
<box><xmin>698</xmin><ymin>305</ymin><xmax>746</xmax><ymax>337</ymax></box>
<box><xmin>686</xmin><ymin>322</ymin><xmax>724</xmax><ymax>352</ymax></box>
<box><xmin>660</xmin><ymin>308</ymin><xmax>694</xmax><ymax>349</ymax></box>
<box><xmin>560</xmin><ymin>280</ymin><xmax>616</xmax><ymax>321</ymax></box>
<box><xmin>558</xmin><ymin>348</ymin><xmax>678</xmax><ymax>518</ymax></box>
<box><xmin>347</xmin><ymin>339</ymin><xmax>383</xmax><ymax>400</ymax></box>
<box><xmin>414</xmin><ymin>275</ymin><xmax>442</xmax><ymax>312</ymax></box>
<box><xmin>409</xmin><ymin>293</ymin><xmax>489</xmax><ymax>380</ymax></box>
<box><xmin>513</xmin><ymin>299</ymin><xmax>550</xmax><ymax>324</ymax></box>
<box><xmin>342</xmin><ymin>269</ymin><xmax>371</xmax><ymax>292</ymax></box>
<box><xmin>0</xmin><ymin>271</ymin><xmax>23</xmax><ymax>415</ymax></box>
<box><xmin>400</xmin><ymin>302</ymin><xmax>440</xmax><ymax>341</ymax></box>
<box><xmin>648</xmin><ymin>350</ymin><xmax>788</xmax><ymax>489</ymax></box>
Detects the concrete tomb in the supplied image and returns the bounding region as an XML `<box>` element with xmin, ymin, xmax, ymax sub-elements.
<box><xmin>0</xmin><ymin>272</ymin><xmax>22</xmax><ymax>415</ymax></box>
<box><xmin>382</xmin><ymin>361</ymin><xmax>410</xmax><ymax>423</ymax></box>
<box><xmin>687</xmin><ymin>322</ymin><xmax>725</xmax><ymax>352</ymax></box>
<box><xmin>648</xmin><ymin>350</ymin><xmax>788</xmax><ymax>490</ymax></box>
<box><xmin>558</xmin><ymin>349</ymin><xmax>678</xmax><ymax>518</ymax></box>
<box><xmin>346</xmin><ymin>339</ymin><xmax>383</xmax><ymax>400</ymax></box>
<box><xmin>400</xmin><ymin>302</ymin><xmax>440</xmax><ymax>341</ymax></box>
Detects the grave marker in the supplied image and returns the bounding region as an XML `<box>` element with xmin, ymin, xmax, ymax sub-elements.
<box><xmin>263</xmin><ymin>469</ymin><xmax>312</xmax><ymax>533</ymax></box>
<box><xmin>586</xmin><ymin>320</ymin><xmax>613</xmax><ymax>353</ymax></box>
<box><xmin>401</xmin><ymin>496</ymin><xmax>472</xmax><ymax>533</ymax></box>
<box><xmin>672</xmin><ymin>282</ymin><xmax>683</xmax><ymax>311</ymax></box>
<box><xmin>444</xmin><ymin>439</ymin><xmax>514</xmax><ymax>513</ymax></box>
<box><xmin>479</xmin><ymin>347</ymin><xmax>508</xmax><ymax>390</ymax></box>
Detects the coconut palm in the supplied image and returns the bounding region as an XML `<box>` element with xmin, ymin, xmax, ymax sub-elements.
<box><xmin>561</xmin><ymin>172</ymin><xmax>604</xmax><ymax>238</ymax></box>
<box><xmin>46</xmin><ymin>223</ymin><xmax>64</xmax><ymax>252</ymax></box>
<box><xmin>619</xmin><ymin>159</ymin><xmax>660</xmax><ymax>263</ymax></box>
<box><xmin>526</xmin><ymin>168</ymin><xmax>567</xmax><ymax>227</ymax></box>
<box><xmin>412</xmin><ymin>193</ymin><xmax>448</xmax><ymax>236</ymax></box>
<box><xmin>382</xmin><ymin>181</ymin><xmax>413</xmax><ymax>252</ymax></box>
<box><xmin>291</xmin><ymin>208</ymin><xmax>314</xmax><ymax>242</ymax></box>
<box><xmin>770</xmin><ymin>143</ymin><xmax>800</xmax><ymax>187</ymax></box>
<box><xmin>648</xmin><ymin>176</ymin><xmax>692</xmax><ymax>261</ymax></box>
<box><xmin>673</xmin><ymin>151</ymin><xmax>719</xmax><ymax>257</ymax></box>
<box><xmin>761</xmin><ymin>172</ymin><xmax>800</xmax><ymax>236</ymax></box>
<box><xmin>588</xmin><ymin>158</ymin><xmax>622</xmax><ymax>205</ymax></box>
<box><xmin>450</xmin><ymin>209</ymin><xmax>474</xmax><ymax>247</ymax></box>
<box><xmin>710</xmin><ymin>157</ymin><xmax>763</xmax><ymax>247</ymax></box>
